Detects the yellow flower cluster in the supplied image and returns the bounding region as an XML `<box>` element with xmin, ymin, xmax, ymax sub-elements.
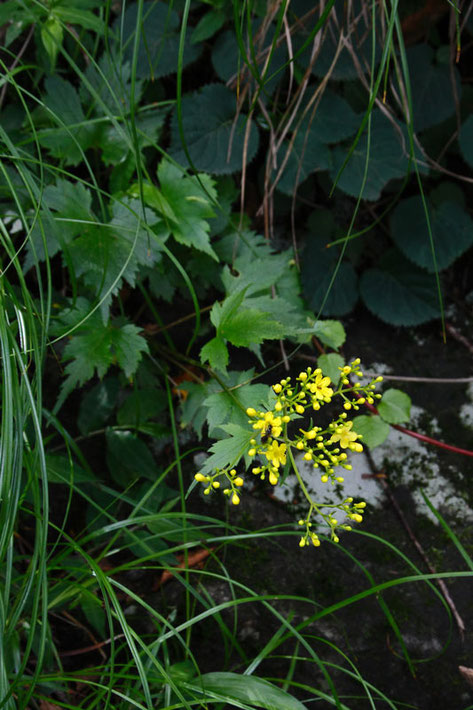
<box><xmin>194</xmin><ymin>360</ymin><xmax>383</xmax><ymax>548</ymax></box>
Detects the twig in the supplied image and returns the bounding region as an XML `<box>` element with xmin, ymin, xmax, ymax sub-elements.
<box><xmin>446</xmin><ymin>322</ymin><xmax>473</xmax><ymax>357</ymax></box>
<box><xmin>364</xmin><ymin>448</ymin><xmax>466</xmax><ymax>639</ymax></box>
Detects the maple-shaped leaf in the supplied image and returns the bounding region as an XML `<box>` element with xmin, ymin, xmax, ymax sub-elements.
<box><xmin>68</xmin><ymin>198</ymin><xmax>166</xmax><ymax>321</ymax></box>
<box><xmin>155</xmin><ymin>160</ymin><xmax>218</xmax><ymax>260</ymax></box>
<box><xmin>40</xmin><ymin>76</ymin><xmax>98</xmax><ymax>165</ymax></box>
<box><xmin>199</xmin><ymin>423</ymin><xmax>254</xmax><ymax>474</ymax></box>
<box><xmin>56</xmin><ymin>318</ymin><xmax>148</xmax><ymax>412</ymax></box>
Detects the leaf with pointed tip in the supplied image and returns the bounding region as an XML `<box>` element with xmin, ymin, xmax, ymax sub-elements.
<box><xmin>169</xmin><ymin>83</ymin><xmax>259</xmax><ymax>174</ymax></box>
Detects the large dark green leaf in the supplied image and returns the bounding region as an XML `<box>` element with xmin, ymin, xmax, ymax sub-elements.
<box><xmin>301</xmin><ymin>236</ymin><xmax>358</xmax><ymax>316</ymax></box>
<box><xmin>117</xmin><ymin>2</ymin><xmax>200</xmax><ymax>79</ymax></box>
<box><xmin>407</xmin><ymin>44</ymin><xmax>461</xmax><ymax>132</ymax></box>
<box><xmin>169</xmin><ymin>83</ymin><xmax>259</xmax><ymax>174</ymax></box>
<box><xmin>390</xmin><ymin>196</ymin><xmax>473</xmax><ymax>272</ymax></box>
<box><xmin>360</xmin><ymin>249</ymin><xmax>440</xmax><ymax>326</ymax></box>
<box><xmin>40</xmin><ymin>77</ymin><xmax>97</xmax><ymax>164</ymax></box>
<box><xmin>330</xmin><ymin>111</ymin><xmax>427</xmax><ymax>201</ymax></box>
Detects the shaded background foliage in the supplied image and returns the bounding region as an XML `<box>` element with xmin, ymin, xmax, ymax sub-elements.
<box><xmin>1</xmin><ymin>1</ymin><xmax>473</xmax><ymax>708</ymax></box>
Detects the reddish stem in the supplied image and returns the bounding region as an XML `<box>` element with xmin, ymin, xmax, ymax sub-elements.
<box><xmin>357</xmin><ymin>394</ymin><xmax>473</xmax><ymax>458</ymax></box>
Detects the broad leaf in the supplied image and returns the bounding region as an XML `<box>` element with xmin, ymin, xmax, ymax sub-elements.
<box><xmin>189</xmin><ymin>672</ymin><xmax>308</xmax><ymax>710</ymax></box>
<box><xmin>352</xmin><ymin>415</ymin><xmax>390</xmax><ymax>448</ymax></box>
<box><xmin>57</xmin><ymin>318</ymin><xmax>149</xmax><ymax>410</ymax></box>
<box><xmin>377</xmin><ymin>388</ymin><xmax>411</xmax><ymax>425</ymax></box>
<box><xmin>200</xmin><ymin>336</ymin><xmax>229</xmax><ymax>373</ymax></box>
<box><xmin>407</xmin><ymin>44</ymin><xmax>460</xmax><ymax>132</ymax></box>
<box><xmin>220</xmin><ymin>308</ymin><xmax>287</xmax><ymax>347</ymax></box>
<box><xmin>200</xmin><ymin>424</ymin><xmax>254</xmax><ymax>474</ymax></box>
<box><xmin>312</xmin><ymin>320</ymin><xmax>346</xmax><ymax>349</ymax></box>
<box><xmin>301</xmin><ymin>236</ymin><xmax>358</xmax><ymax>316</ymax></box>
<box><xmin>277</xmin><ymin>137</ymin><xmax>330</xmax><ymax>195</ymax></box>
<box><xmin>391</xmin><ymin>196</ymin><xmax>473</xmax><ymax>272</ymax></box>
<box><xmin>150</xmin><ymin>160</ymin><xmax>218</xmax><ymax>259</ymax></box>
<box><xmin>360</xmin><ymin>249</ymin><xmax>440</xmax><ymax>326</ymax></box>
<box><xmin>330</xmin><ymin>111</ymin><xmax>427</xmax><ymax>201</ymax></box>
<box><xmin>40</xmin><ymin>77</ymin><xmax>97</xmax><ymax>165</ymax></box>
<box><xmin>117</xmin><ymin>1</ymin><xmax>200</xmax><ymax>79</ymax></box>
<box><xmin>317</xmin><ymin>353</ymin><xmax>344</xmax><ymax>386</ymax></box>
<box><xmin>169</xmin><ymin>83</ymin><xmax>260</xmax><ymax>174</ymax></box>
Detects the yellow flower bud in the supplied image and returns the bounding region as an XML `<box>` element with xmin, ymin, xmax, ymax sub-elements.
<box><xmin>234</xmin><ymin>476</ymin><xmax>244</xmax><ymax>487</ymax></box>
<box><xmin>296</xmin><ymin>441</ymin><xmax>304</xmax><ymax>450</ymax></box>
<box><xmin>295</xmin><ymin>404</ymin><xmax>305</xmax><ymax>414</ymax></box>
<box><xmin>248</xmin><ymin>448</ymin><xmax>256</xmax><ymax>457</ymax></box>
<box><xmin>194</xmin><ymin>473</ymin><xmax>207</xmax><ymax>482</ymax></box>
<box><xmin>246</xmin><ymin>407</ymin><xmax>256</xmax><ymax>417</ymax></box>
<box><xmin>274</xmin><ymin>401</ymin><xmax>283</xmax><ymax>411</ymax></box>
<box><xmin>299</xmin><ymin>537</ymin><xmax>306</xmax><ymax>547</ymax></box>
<box><xmin>273</xmin><ymin>384</ymin><xmax>282</xmax><ymax>394</ymax></box>
<box><xmin>212</xmin><ymin>481</ymin><xmax>220</xmax><ymax>488</ymax></box>
<box><xmin>231</xmin><ymin>493</ymin><xmax>240</xmax><ymax>505</ymax></box>
<box><xmin>269</xmin><ymin>471</ymin><xmax>278</xmax><ymax>485</ymax></box>
<box><xmin>298</xmin><ymin>372</ymin><xmax>308</xmax><ymax>381</ymax></box>
<box><xmin>343</xmin><ymin>402</ymin><xmax>352</xmax><ymax>410</ymax></box>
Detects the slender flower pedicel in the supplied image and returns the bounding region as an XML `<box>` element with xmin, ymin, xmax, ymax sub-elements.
<box><xmin>194</xmin><ymin>361</ymin><xmax>383</xmax><ymax>548</ymax></box>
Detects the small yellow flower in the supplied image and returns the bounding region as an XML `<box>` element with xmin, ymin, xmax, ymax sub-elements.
<box><xmin>253</xmin><ymin>411</ymin><xmax>283</xmax><ymax>438</ymax></box>
<box><xmin>329</xmin><ymin>421</ymin><xmax>359</xmax><ymax>449</ymax></box>
<box><xmin>263</xmin><ymin>440</ymin><xmax>287</xmax><ymax>468</ymax></box>
<box><xmin>309</xmin><ymin>373</ymin><xmax>333</xmax><ymax>401</ymax></box>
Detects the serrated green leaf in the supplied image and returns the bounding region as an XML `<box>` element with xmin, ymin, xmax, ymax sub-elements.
<box><xmin>81</xmin><ymin>54</ymin><xmax>142</xmax><ymax>117</ymax></box>
<box><xmin>317</xmin><ymin>353</ymin><xmax>344</xmax><ymax>386</ymax></box>
<box><xmin>200</xmin><ymin>425</ymin><xmax>254</xmax><ymax>474</ymax></box>
<box><xmin>407</xmin><ymin>44</ymin><xmax>460</xmax><ymax>132</ymax></box>
<box><xmin>191</xmin><ymin>7</ymin><xmax>226</xmax><ymax>44</ymax></box>
<box><xmin>391</xmin><ymin>196</ymin><xmax>473</xmax><ymax>273</ymax></box>
<box><xmin>40</xmin><ymin>77</ymin><xmax>97</xmax><ymax>165</ymax></box>
<box><xmin>210</xmin><ymin>286</ymin><xmax>247</xmax><ymax>330</ymax></box>
<box><xmin>57</xmin><ymin>320</ymin><xmax>148</xmax><ymax>410</ymax></box>
<box><xmin>301</xmin><ymin>236</ymin><xmax>358</xmax><ymax>317</ymax></box>
<box><xmin>200</xmin><ymin>336</ymin><xmax>229</xmax><ymax>373</ymax></box>
<box><xmin>277</xmin><ymin>137</ymin><xmax>330</xmax><ymax>196</ymax></box>
<box><xmin>312</xmin><ymin>320</ymin><xmax>346</xmax><ymax>349</ymax></box>
<box><xmin>211</xmin><ymin>25</ymin><xmax>287</xmax><ymax>95</ymax></box>
<box><xmin>117</xmin><ymin>1</ymin><xmax>201</xmax><ymax>79</ymax></box>
<box><xmin>378</xmin><ymin>388</ymin><xmax>411</xmax><ymax>425</ymax></box>
<box><xmin>277</xmin><ymin>91</ymin><xmax>361</xmax><ymax>195</ymax></box>
<box><xmin>169</xmin><ymin>83</ymin><xmax>259</xmax><ymax>174</ymax></box>
<box><xmin>330</xmin><ymin>111</ymin><xmax>427</xmax><ymax>201</ymax></box>
<box><xmin>310</xmin><ymin>19</ymin><xmax>381</xmax><ymax>81</ymax></box>
<box><xmin>154</xmin><ymin>160</ymin><xmax>218</xmax><ymax>259</ymax></box>
<box><xmin>106</xmin><ymin>429</ymin><xmax>156</xmax><ymax>487</ymax></box>
<box><xmin>220</xmin><ymin>308</ymin><xmax>286</xmax><ymax>347</ymax></box>
<box><xmin>203</xmin><ymin>378</ymin><xmax>268</xmax><ymax>437</ymax></box>
<box><xmin>68</xmin><ymin>199</ymin><xmax>164</xmax><ymax>320</ymax></box>
<box><xmin>190</xmin><ymin>672</ymin><xmax>308</xmax><ymax>710</ymax></box>
<box><xmin>360</xmin><ymin>249</ymin><xmax>440</xmax><ymax>326</ymax></box>
<box><xmin>352</xmin><ymin>415</ymin><xmax>390</xmax><ymax>448</ymax></box>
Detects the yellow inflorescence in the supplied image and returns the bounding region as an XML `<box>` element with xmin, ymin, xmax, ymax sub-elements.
<box><xmin>193</xmin><ymin>361</ymin><xmax>383</xmax><ymax>548</ymax></box>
